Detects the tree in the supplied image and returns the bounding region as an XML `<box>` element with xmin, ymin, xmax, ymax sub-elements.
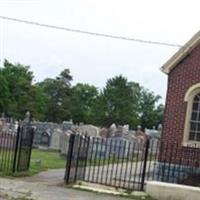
<box><xmin>70</xmin><ymin>83</ymin><xmax>99</xmax><ymax>123</ymax></box>
<box><xmin>102</xmin><ymin>75</ymin><xmax>141</xmax><ymax>127</ymax></box>
<box><xmin>0</xmin><ymin>60</ymin><xmax>48</xmax><ymax>120</ymax></box>
<box><xmin>30</xmin><ymin>85</ymin><xmax>49</xmax><ymax>121</ymax></box>
<box><xmin>38</xmin><ymin>69</ymin><xmax>73</xmax><ymax>122</ymax></box>
<box><xmin>0</xmin><ymin>60</ymin><xmax>164</xmax><ymax>126</ymax></box>
<box><xmin>0</xmin><ymin>72</ymin><xmax>9</xmax><ymax>112</ymax></box>
<box><xmin>89</xmin><ymin>91</ymin><xmax>107</xmax><ymax>126</ymax></box>
<box><xmin>0</xmin><ymin>60</ymin><xmax>31</xmax><ymax>118</ymax></box>
<box><xmin>139</xmin><ymin>88</ymin><xmax>164</xmax><ymax>129</ymax></box>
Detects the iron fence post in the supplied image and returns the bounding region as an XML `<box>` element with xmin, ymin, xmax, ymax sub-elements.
<box><xmin>140</xmin><ymin>138</ymin><xmax>150</xmax><ymax>191</ymax></box>
<box><xmin>12</xmin><ymin>126</ymin><xmax>20</xmax><ymax>173</ymax></box>
<box><xmin>64</xmin><ymin>133</ymin><xmax>75</xmax><ymax>184</ymax></box>
<box><xmin>27</xmin><ymin>127</ymin><xmax>34</xmax><ymax>170</ymax></box>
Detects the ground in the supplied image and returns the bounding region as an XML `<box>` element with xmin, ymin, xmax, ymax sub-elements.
<box><xmin>0</xmin><ymin>170</ymin><xmax>154</xmax><ymax>200</ymax></box>
<box><xmin>0</xmin><ymin>150</ymin><xmax>155</xmax><ymax>200</ymax></box>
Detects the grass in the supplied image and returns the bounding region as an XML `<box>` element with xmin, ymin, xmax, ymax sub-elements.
<box><xmin>29</xmin><ymin>149</ymin><xmax>66</xmax><ymax>175</ymax></box>
<box><xmin>0</xmin><ymin>149</ymin><xmax>66</xmax><ymax>177</ymax></box>
<box><xmin>1</xmin><ymin>149</ymin><xmax>156</xmax><ymax>177</ymax></box>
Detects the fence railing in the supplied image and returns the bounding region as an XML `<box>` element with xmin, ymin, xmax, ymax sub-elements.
<box><xmin>65</xmin><ymin>134</ymin><xmax>160</xmax><ymax>191</ymax></box>
<box><xmin>156</xmin><ymin>142</ymin><xmax>200</xmax><ymax>186</ymax></box>
<box><xmin>0</xmin><ymin>114</ymin><xmax>34</xmax><ymax>173</ymax></box>
<box><xmin>0</xmin><ymin>130</ymin><xmax>17</xmax><ymax>172</ymax></box>
<box><xmin>65</xmin><ymin>134</ymin><xmax>200</xmax><ymax>189</ymax></box>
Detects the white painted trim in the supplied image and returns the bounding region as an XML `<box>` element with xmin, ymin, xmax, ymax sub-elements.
<box><xmin>183</xmin><ymin>84</ymin><xmax>200</xmax><ymax>147</ymax></box>
<box><xmin>184</xmin><ymin>83</ymin><xmax>200</xmax><ymax>101</ymax></box>
<box><xmin>161</xmin><ymin>31</ymin><xmax>200</xmax><ymax>74</ymax></box>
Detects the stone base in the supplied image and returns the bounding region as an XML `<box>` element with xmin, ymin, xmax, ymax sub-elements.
<box><xmin>155</xmin><ymin>162</ymin><xmax>200</xmax><ymax>183</ymax></box>
<box><xmin>146</xmin><ymin>181</ymin><xmax>200</xmax><ymax>200</ymax></box>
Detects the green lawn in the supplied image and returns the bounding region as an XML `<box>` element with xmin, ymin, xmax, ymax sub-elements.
<box><xmin>29</xmin><ymin>149</ymin><xmax>66</xmax><ymax>175</ymax></box>
<box><xmin>1</xmin><ymin>148</ymin><xmax>157</xmax><ymax>177</ymax></box>
<box><xmin>0</xmin><ymin>149</ymin><xmax>66</xmax><ymax>177</ymax></box>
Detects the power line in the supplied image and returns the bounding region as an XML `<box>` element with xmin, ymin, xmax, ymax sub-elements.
<box><xmin>0</xmin><ymin>15</ymin><xmax>182</xmax><ymax>48</ymax></box>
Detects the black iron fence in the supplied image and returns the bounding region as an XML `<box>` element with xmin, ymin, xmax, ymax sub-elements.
<box><xmin>65</xmin><ymin>134</ymin><xmax>200</xmax><ymax>190</ymax></box>
<box><xmin>65</xmin><ymin>134</ymin><xmax>160</xmax><ymax>191</ymax></box>
<box><xmin>156</xmin><ymin>142</ymin><xmax>200</xmax><ymax>186</ymax></box>
<box><xmin>0</xmin><ymin>114</ymin><xmax>34</xmax><ymax>173</ymax></box>
<box><xmin>0</xmin><ymin>130</ymin><xmax>17</xmax><ymax>172</ymax></box>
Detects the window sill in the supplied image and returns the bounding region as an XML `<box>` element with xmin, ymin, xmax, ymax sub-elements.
<box><xmin>182</xmin><ymin>141</ymin><xmax>200</xmax><ymax>148</ymax></box>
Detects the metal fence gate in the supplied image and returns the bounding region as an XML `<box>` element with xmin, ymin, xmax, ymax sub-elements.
<box><xmin>65</xmin><ymin>134</ymin><xmax>159</xmax><ymax>191</ymax></box>
<box><xmin>0</xmin><ymin>114</ymin><xmax>34</xmax><ymax>173</ymax></box>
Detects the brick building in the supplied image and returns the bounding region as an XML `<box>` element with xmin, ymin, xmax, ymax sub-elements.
<box><xmin>158</xmin><ymin>31</ymin><xmax>200</xmax><ymax>182</ymax></box>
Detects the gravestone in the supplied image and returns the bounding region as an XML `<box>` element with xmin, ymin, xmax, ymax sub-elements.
<box><xmin>123</xmin><ymin>124</ymin><xmax>129</xmax><ymax>133</ymax></box>
<box><xmin>60</xmin><ymin>131</ymin><xmax>71</xmax><ymax>156</ymax></box>
<box><xmin>63</xmin><ymin>120</ymin><xmax>73</xmax><ymax>131</ymax></box>
<box><xmin>40</xmin><ymin>131</ymin><xmax>50</xmax><ymax>147</ymax></box>
<box><xmin>78</xmin><ymin>125</ymin><xmax>99</xmax><ymax>137</ymax></box>
<box><xmin>99</xmin><ymin>128</ymin><xmax>110</xmax><ymax>138</ymax></box>
<box><xmin>50</xmin><ymin>128</ymin><xmax>62</xmax><ymax>150</ymax></box>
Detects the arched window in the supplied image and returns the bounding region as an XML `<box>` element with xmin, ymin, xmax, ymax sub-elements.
<box><xmin>189</xmin><ymin>93</ymin><xmax>200</xmax><ymax>141</ymax></box>
<box><xmin>184</xmin><ymin>83</ymin><xmax>200</xmax><ymax>146</ymax></box>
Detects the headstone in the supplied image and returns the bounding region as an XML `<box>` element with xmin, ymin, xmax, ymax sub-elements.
<box><xmin>145</xmin><ymin>128</ymin><xmax>161</xmax><ymax>139</ymax></box>
<box><xmin>50</xmin><ymin>128</ymin><xmax>62</xmax><ymax>150</ymax></box>
<box><xmin>63</xmin><ymin>121</ymin><xmax>73</xmax><ymax>131</ymax></box>
<box><xmin>99</xmin><ymin>128</ymin><xmax>110</xmax><ymax>138</ymax></box>
<box><xmin>40</xmin><ymin>131</ymin><xmax>50</xmax><ymax>147</ymax></box>
<box><xmin>108</xmin><ymin>124</ymin><xmax>116</xmax><ymax>136</ymax></box>
<box><xmin>113</xmin><ymin>126</ymin><xmax>124</xmax><ymax>137</ymax></box>
<box><xmin>158</xmin><ymin>124</ymin><xmax>162</xmax><ymax>131</ymax></box>
<box><xmin>78</xmin><ymin>125</ymin><xmax>99</xmax><ymax>137</ymax></box>
<box><xmin>32</xmin><ymin>121</ymin><xmax>62</xmax><ymax>148</ymax></box>
<box><xmin>60</xmin><ymin>131</ymin><xmax>71</xmax><ymax>155</ymax></box>
<box><xmin>123</xmin><ymin>124</ymin><xmax>129</xmax><ymax>133</ymax></box>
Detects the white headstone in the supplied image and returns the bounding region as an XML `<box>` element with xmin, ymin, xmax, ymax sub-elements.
<box><xmin>50</xmin><ymin>128</ymin><xmax>62</xmax><ymax>150</ymax></box>
<box><xmin>78</xmin><ymin>125</ymin><xmax>99</xmax><ymax>137</ymax></box>
<box><xmin>60</xmin><ymin>131</ymin><xmax>71</xmax><ymax>155</ymax></box>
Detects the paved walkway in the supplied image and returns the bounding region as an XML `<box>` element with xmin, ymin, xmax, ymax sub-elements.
<box><xmin>0</xmin><ymin>169</ymin><xmax>138</xmax><ymax>200</ymax></box>
<box><xmin>19</xmin><ymin>168</ymin><xmax>66</xmax><ymax>185</ymax></box>
<box><xmin>0</xmin><ymin>178</ymin><xmax>135</xmax><ymax>200</ymax></box>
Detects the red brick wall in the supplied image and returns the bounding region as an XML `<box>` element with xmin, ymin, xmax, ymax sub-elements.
<box><xmin>160</xmin><ymin>44</ymin><xmax>200</xmax><ymax>166</ymax></box>
<box><xmin>162</xmin><ymin>44</ymin><xmax>200</xmax><ymax>145</ymax></box>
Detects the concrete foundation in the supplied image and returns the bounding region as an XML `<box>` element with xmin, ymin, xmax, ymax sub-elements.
<box><xmin>146</xmin><ymin>181</ymin><xmax>200</xmax><ymax>200</ymax></box>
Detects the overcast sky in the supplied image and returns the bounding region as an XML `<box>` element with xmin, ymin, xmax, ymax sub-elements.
<box><xmin>0</xmin><ymin>0</ymin><xmax>200</xmax><ymax>103</ymax></box>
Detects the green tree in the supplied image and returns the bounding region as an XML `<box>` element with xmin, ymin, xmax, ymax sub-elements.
<box><xmin>1</xmin><ymin>60</ymin><xmax>32</xmax><ymax>118</ymax></box>
<box><xmin>89</xmin><ymin>92</ymin><xmax>107</xmax><ymax>126</ymax></box>
<box><xmin>0</xmin><ymin>60</ymin><xmax>164</xmax><ymax>126</ymax></box>
<box><xmin>0</xmin><ymin>60</ymin><xmax>48</xmax><ymax>120</ymax></box>
<box><xmin>0</xmin><ymin>71</ymin><xmax>9</xmax><ymax>112</ymax></box>
<box><xmin>70</xmin><ymin>83</ymin><xmax>98</xmax><ymax>123</ymax></box>
<box><xmin>102</xmin><ymin>75</ymin><xmax>140</xmax><ymax>127</ymax></box>
<box><xmin>30</xmin><ymin>85</ymin><xmax>49</xmax><ymax>121</ymax></box>
<box><xmin>38</xmin><ymin>69</ymin><xmax>72</xmax><ymax>122</ymax></box>
<box><xmin>139</xmin><ymin>89</ymin><xmax>164</xmax><ymax>129</ymax></box>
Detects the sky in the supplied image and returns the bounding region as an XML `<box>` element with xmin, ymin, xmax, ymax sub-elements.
<box><xmin>0</xmin><ymin>0</ymin><xmax>200</xmax><ymax>103</ymax></box>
